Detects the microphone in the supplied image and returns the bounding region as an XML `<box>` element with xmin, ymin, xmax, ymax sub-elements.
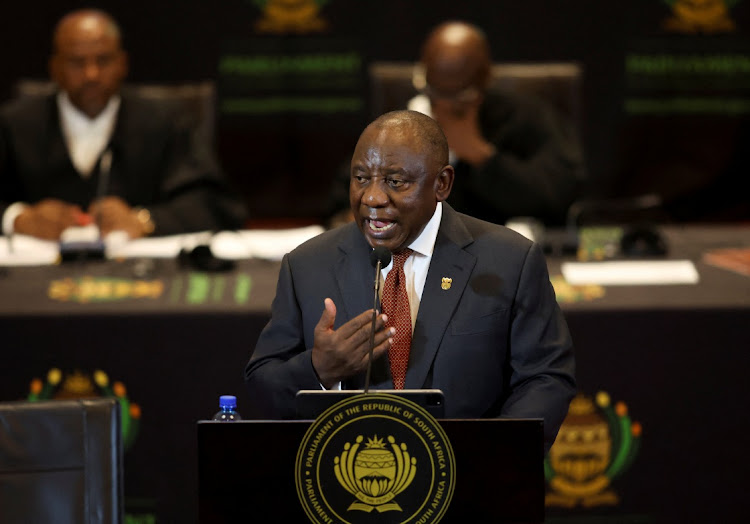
<box><xmin>364</xmin><ymin>246</ymin><xmax>391</xmax><ymax>392</ymax></box>
<box><xmin>370</xmin><ymin>246</ymin><xmax>392</xmax><ymax>270</ymax></box>
<box><xmin>94</xmin><ymin>148</ymin><xmax>113</xmax><ymax>242</ymax></box>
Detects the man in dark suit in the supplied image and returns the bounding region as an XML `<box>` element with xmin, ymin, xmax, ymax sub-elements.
<box><xmin>411</xmin><ymin>21</ymin><xmax>584</xmax><ymax>227</ymax></box>
<box><xmin>327</xmin><ymin>21</ymin><xmax>584</xmax><ymax>229</ymax></box>
<box><xmin>0</xmin><ymin>9</ymin><xmax>246</xmax><ymax>240</ymax></box>
<box><xmin>245</xmin><ymin>110</ymin><xmax>575</xmax><ymax>450</ymax></box>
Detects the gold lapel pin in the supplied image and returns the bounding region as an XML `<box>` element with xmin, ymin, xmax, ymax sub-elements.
<box><xmin>441</xmin><ymin>277</ymin><xmax>452</xmax><ymax>290</ymax></box>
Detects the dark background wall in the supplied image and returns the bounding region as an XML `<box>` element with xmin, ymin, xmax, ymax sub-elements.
<box><xmin>2</xmin><ymin>1</ymin><xmax>749</xmax><ymax>222</ymax></box>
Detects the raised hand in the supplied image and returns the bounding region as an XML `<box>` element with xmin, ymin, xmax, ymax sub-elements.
<box><xmin>431</xmin><ymin>95</ymin><xmax>496</xmax><ymax>167</ymax></box>
<box><xmin>311</xmin><ymin>298</ymin><xmax>394</xmax><ymax>388</ymax></box>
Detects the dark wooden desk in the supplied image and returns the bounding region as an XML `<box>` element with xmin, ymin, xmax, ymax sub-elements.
<box><xmin>1</xmin><ymin>225</ymin><xmax>748</xmax><ymax>523</ymax></box>
<box><xmin>545</xmin><ymin>225</ymin><xmax>750</xmax><ymax>523</ymax></box>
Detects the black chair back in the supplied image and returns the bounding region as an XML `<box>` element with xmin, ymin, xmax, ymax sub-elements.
<box><xmin>368</xmin><ymin>60</ymin><xmax>583</xmax><ymax>125</ymax></box>
<box><xmin>0</xmin><ymin>398</ymin><xmax>123</xmax><ymax>524</ymax></box>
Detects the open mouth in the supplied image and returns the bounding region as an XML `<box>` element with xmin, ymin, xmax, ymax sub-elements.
<box><xmin>367</xmin><ymin>219</ymin><xmax>396</xmax><ymax>233</ymax></box>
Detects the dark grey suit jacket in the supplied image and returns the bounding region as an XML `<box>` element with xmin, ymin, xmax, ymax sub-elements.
<box><xmin>0</xmin><ymin>92</ymin><xmax>246</xmax><ymax>234</ymax></box>
<box><xmin>245</xmin><ymin>204</ymin><xmax>575</xmax><ymax>449</ymax></box>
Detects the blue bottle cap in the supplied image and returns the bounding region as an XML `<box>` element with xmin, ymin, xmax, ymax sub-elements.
<box><xmin>219</xmin><ymin>395</ymin><xmax>237</xmax><ymax>409</ymax></box>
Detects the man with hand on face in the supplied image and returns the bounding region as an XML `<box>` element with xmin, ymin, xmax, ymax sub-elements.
<box><xmin>0</xmin><ymin>9</ymin><xmax>246</xmax><ymax>241</ymax></box>
<box><xmin>245</xmin><ymin>110</ymin><xmax>575</xmax><ymax>451</ymax></box>
<box><xmin>409</xmin><ymin>21</ymin><xmax>585</xmax><ymax>226</ymax></box>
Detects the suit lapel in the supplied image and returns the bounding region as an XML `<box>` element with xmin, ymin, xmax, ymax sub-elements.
<box><xmin>334</xmin><ymin>226</ymin><xmax>392</xmax><ymax>389</ymax></box>
<box><xmin>334</xmin><ymin>225</ymin><xmax>373</xmax><ymax>325</ymax></box>
<box><xmin>46</xmin><ymin>97</ymin><xmax>74</xmax><ymax>176</ymax></box>
<box><xmin>105</xmin><ymin>97</ymin><xmax>129</xmax><ymax>197</ymax></box>
<box><xmin>405</xmin><ymin>205</ymin><xmax>476</xmax><ymax>389</ymax></box>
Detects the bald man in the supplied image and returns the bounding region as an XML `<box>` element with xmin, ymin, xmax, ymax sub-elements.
<box><xmin>246</xmin><ymin>110</ymin><xmax>575</xmax><ymax>452</ymax></box>
<box><xmin>0</xmin><ymin>9</ymin><xmax>246</xmax><ymax>240</ymax></box>
<box><xmin>409</xmin><ymin>21</ymin><xmax>585</xmax><ymax>226</ymax></box>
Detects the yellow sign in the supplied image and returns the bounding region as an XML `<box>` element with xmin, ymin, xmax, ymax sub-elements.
<box><xmin>48</xmin><ymin>276</ymin><xmax>163</xmax><ymax>303</ymax></box>
<box><xmin>550</xmin><ymin>275</ymin><xmax>605</xmax><ymax>304</ymax></box>
<box><xmin>663</xmin><ymin>0</ymin><xmax>738</xmax><ymax>33</ymax></box>
<box><xmin>254</xmin><ymin>0</ymin><xmax>328</xmax><ymax>34</ymax></box>
<box><xmin>545</xmin><ymin>392</ymin><xmax>642</xmax><ymax>508</ymax></box>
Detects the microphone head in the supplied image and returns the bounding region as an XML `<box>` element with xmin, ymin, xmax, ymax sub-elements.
<box><xmin>370</xmin><ymin>246</ymin><xmax>392</xmax><ymax>268</ymax></box>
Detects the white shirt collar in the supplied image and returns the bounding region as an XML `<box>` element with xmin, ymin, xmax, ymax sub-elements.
<box><xmin>57</xmin><ymin>92</ymin><xmax>120</xmax><ymax>177</ymax></box>
<box><xmin>406</xmin><ymin>201</ymin><xmax>443</xmax><ymax>257</ymax></box>
<box><xmin>378</xmin><ymin>202</ymin><xmax>442</xmax><ymax>328</ymax></box>
<box><xmin>57</xmin><ymin>91</ymin><xmax>120</xmax><ymax>134</ymax></box>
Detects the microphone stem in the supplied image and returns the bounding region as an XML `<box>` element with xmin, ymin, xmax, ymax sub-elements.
<box><xmin>95</xmin><ymin>149</ymin><xmax>112</xmax><ymax>242</ymax></box>
<box><xmin>364</xmin><ymin>259</ymin><xmax>382</xmax><ymax>393</ymax></box>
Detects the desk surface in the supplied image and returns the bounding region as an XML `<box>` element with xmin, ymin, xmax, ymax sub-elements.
<box><xmin>549</xmin><ymin>224</ymin><xmax>750</xmax><ymax>310</ymax></box>
<box><xmin>1</xmin><ymin>224</ymin><xmax>748</xmax><ymax>315</ymax></box>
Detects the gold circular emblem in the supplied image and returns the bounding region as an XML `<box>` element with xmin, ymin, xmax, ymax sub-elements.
<box><xmin>295</xmin><ymin>393</ymin><xmax>455</xmax><ymax>523</ymax></box>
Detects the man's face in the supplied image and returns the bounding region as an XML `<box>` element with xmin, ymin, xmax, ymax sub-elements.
<box><xmin>349</xmin><ymin>124</ymin><xmax>453</xmax><ymax>253</ymax></box>
<box><xmin>49</xmin><ymin>18</ymin><xmax>127</xmax><ymax>118</ymax></box>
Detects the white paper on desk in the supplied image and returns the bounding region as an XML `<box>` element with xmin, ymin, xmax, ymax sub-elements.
<box><xmin>0</xmin><ymin>235</ymin><xmax>59</xmax><ymax>266</ymax></box>
<box><xmin>211</xmin><ymin>226</ymin><xmax>325</xmax><ymax>260</ymax></box>
<box><xmin>106</xmin><ymin>231</ymin><xmax>212</xmax><ymax>259</ymax></box>
<box><xmin>105</xmin><ymin>226</ymin><xmax>325</xmax><ymax>261</ymax></box>
<box><xmin>561</xmin><ymin>260</ymin><xmax>700</xmax><ymax>286</ymax></box>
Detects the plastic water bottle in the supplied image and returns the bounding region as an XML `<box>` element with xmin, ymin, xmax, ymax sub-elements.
<box><xmin>212</xmin><ymin>395</ymin><xmax>242</xmax><ymax>421</ymax></box>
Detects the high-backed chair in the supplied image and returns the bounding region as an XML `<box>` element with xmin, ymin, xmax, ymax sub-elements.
<box><xmin>368</xmin><ymin>61</ymin><xmax>583</xmax><ymax>127</ymax></box>
<box><xmin>13</xmin><ymin>79</ymin><xmax>217</xmax><ymax>149</ymax></box>
<box><xmin>0</xmin><ymin>398</ymin><xmax>123</xmax><ymax>524</ymax></box>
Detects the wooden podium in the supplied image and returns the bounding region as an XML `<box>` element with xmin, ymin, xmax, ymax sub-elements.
<box><xmin>197</xmin><ymin>418</ymin><xmax>544</xmax><ymax>523</ymax></box>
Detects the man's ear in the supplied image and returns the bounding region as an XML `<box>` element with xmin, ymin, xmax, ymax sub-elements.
<box><xmin>434</xmin><ymin>164</ymin><xmax>454</xmax><ymax>202</ymax></box>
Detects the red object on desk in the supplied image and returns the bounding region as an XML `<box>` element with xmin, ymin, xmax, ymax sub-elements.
<box><xmin>74</xmin><ymin>211</ymin><xmax>93</xmax><ymax>226</ymax></box>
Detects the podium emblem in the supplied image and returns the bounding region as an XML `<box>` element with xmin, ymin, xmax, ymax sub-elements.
<box><xmin>296</xmin><ymin>393</ymin><xmax>455</xmax><ymax>523</ymax></box>
<box><xmin>334</xmin><ymin>435</ymin><xmax>416</xmax><ymax>512</ymax></box>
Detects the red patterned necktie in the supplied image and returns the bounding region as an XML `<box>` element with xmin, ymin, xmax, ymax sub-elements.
<box><xmin>381</xmin><ymin>249</ymin><xmax>413</xmax><ymax>389</ymax></box>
